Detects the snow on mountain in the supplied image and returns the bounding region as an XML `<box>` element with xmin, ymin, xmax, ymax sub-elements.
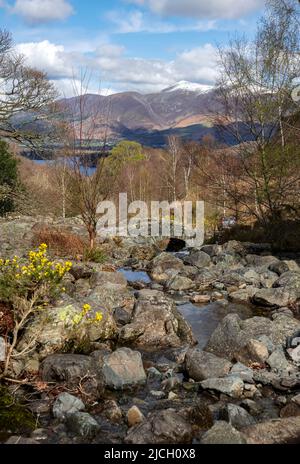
<box><xmin>163</xmin><ymin>80</ymin><xmax>214</xmax><ymax>94</ymax></box>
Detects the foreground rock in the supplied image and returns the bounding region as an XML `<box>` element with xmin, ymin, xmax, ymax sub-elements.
<box><xmin>102</xmin><ymin>348</ymin><xmax>146</xmax><ymax>390</ymax></box>
<box><xmin>185</xmin><ymin>349</ymin><xmax>232</xmax><ymax>381</ymax></box>
<box><xmin>52</xmin><ymin>393</ymin><xmax>85</xmax><ymax>420</ymax></box>
<box><xmin>125</xmin><ymin>409</ymin><xmax>192</xmax><ymax>444</ymax></box>
<box><xmin>150</xmin><ymin>253</ymin><xmax>184</xmax><ymax>282</ymax></box>
<box><xmin>201</xmin><ymin>377</ymin><xmax>244</xmax><ymax>398</ymax></box>
<box><xmin>201</xmin><ymin>421</ymin><xmax>246</xmax><ymax>444</ymax></box>
<box><xmin>119</xmin><ymin>289</ymin><xmax>196</xmax><ymax>348</ymax></box>
<box><xmin>206</xmin><ymin>313</ymin><xmax>300</xmax><ymax>361</ymax></box>
<box><xmin>66</xmin><ymin>412</ymin><xmax>100</xmax><ymax>438</ymax></box>
<box><xmin>244</xmin><ymin>416</ymin><xmax>300</xmax><ymax>444</ymax></box>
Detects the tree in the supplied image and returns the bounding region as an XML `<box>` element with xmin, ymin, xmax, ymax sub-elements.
<box><xmin>0</xmin><ymin>140</ymin><xmax>18</xmax><ymax>216</ymax></box>
<box><xmin>0</xmin><ymin>29</ymin><xmax>57</xmax><ymax>145</ymax></box>
<box><xmin>215</xmin><ymin>0</ymin><xmax>300</xmax><ymax>226</ymax></box>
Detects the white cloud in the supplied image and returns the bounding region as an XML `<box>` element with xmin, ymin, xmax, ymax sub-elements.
<box><xmin>108</xmin><ymin>9</ymin><xmax>217</xmax><ymax>33</ymax></box>
<box><xmin>128</xmin><ymin>0</ymin><xmax>265</xmax><ymax>20</ymax></box>
<box><xmin>11</xmin><ymin>0</ymin><xmax>74</xmax><ymax>24</ymax></box>
<box><xmin>16</xmin><ymin>38</ymin><xmax>219</xmax><ymax>95</ymax></box>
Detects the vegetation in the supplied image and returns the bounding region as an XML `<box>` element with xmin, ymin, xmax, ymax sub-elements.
<box><xmin>0</xmin><ymin>141</ymin><xmax>19</xmax><ymax>216</ymax></box>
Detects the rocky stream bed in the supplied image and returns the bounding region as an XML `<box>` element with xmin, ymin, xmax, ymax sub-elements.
<box><xmin>0</xmin><ymin>217</ymin><xmax>300</xmax><ymax>444</ymax></box>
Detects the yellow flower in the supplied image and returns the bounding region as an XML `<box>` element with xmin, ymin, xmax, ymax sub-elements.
<box><xmin>94</xmin><ymin>312</ymin><xmax>103</xmax><ymax>322</ymax></box>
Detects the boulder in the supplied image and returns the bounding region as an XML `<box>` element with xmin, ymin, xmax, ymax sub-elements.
<box><xmin>200</xmin><ymin>421</ymin><xmax>247</xmax><ymax>444</ymax></box>
<box><xmin>273</xmin><ymin>271</ymin><xmax>300</xmax><ymax>290</ymax></box>
<box><xmin>102</xmin><ymin>348</ymin><xmax>146</xmax><ymax>390</ymax></box>
<box><xmin>127</xmin><ymin>406</ymin><xmax>145</xmax><ymax>427</ymax></box>
<box><xmin>90</xmin><ymin>271</ymin><xmax>127</xmax><ymax>288</ymax></box>
<box><xmin>244</xmin><ymin>416</ymin><xmax>300</xmax><ymax>444</ymax></box>
<box><xmin>226</xmin><ymin>404</ymin><xmax>256</xmax><ymax>429</ymax></box>
<box><xmin>185</xmin><ymin>349</ymin><xmax>232</xmax><ymax>382</ymax></box>
<box><xmin>246</xmin><ymin>255</ymin><xmax>279</xmax><ymax>267</ymax></box>
<box><xmin>252</xmin><ymin>288</ymin><xmax>297</xmax><ymax>308</ymax></box>
<box><xmin>229</xmin><ymin>362</ymin><xmax>254</xmax><ymax>384</ymax></box>
<box><xmin>236</xmin><ymin>339</ymin><xmax>269</xmax><ymax>365</ymax></box>
<box><xmin>166</xmin><ymin>275</ymin><xmax>194</xmax><ymax>292</ymax></box>
<box><xmin>267</xmin><ymin>348</ymin><xmax>293</xmax><ymax>372</ymax></box>
<box><xmin>229</xmin><ymin>287</ymin><xmax>258</xmax><ymax>304</ymax></box>
<box><xmin>150</xmin><ymin>253</ymin><xmax>184</xmax><ymax>282</ymax></box>
<box><xmin>52</xmin><ymin>393</ymin><xmax>85</xmax><ymax>420</ymax></box>
<box><xmin>184</xmin><ymin>251</ymin><xmax>211</xmax><ymax>269</ymax></box>
<box><xmin>125</xmin><ymin>409</ymin><xmax>192</xmax><ymax>444</ymax></box>
<box><xmin>200</xmin><ymin>376</ymin><xmax>244</xmax><ymax>398</ymax></box>
<box><xmin>269</xmin><ymin>261</ymin><xmax>290</xmax><ymax>276</ymax></box>
<box><xmin>119</xmin><ymin>290</ymin><xmax>196</xmax><ymax>348</ymax></box>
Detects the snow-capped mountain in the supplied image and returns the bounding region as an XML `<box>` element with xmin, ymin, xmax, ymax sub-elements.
<box><xmin>163</xmin><ymin>80</ymin><xmax>214</xmax><ymax>94</ymax></box>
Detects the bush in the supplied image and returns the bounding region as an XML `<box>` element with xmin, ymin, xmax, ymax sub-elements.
<box><xmin>0</xmin><ymin>140</ymin><xmax>19</xmax><ymax>216</ymax></box>
<box><xmin>83</xmin><ymin>247</ymin><xmax>107</xmax><ymax>263</ymax></box>
<box><xmin>32</xmin><ymin>226</ymin><xmax>86</xmax><ymax>258</ymax></box>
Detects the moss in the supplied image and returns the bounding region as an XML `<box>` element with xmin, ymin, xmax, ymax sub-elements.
<box><xmin>0</xmin><ymin>386</ymin><xmax>36</xmax><ymax>433</ymax></box>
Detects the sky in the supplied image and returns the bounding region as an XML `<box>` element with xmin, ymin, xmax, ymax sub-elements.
<box><xmin>0</xmin><ymin>0</ymin><xmax>266</xmax><ymax>97</ymax></box>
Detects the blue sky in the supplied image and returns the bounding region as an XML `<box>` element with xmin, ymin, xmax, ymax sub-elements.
<box><xmin>0</xmin><ymin>0</ymin><xmax>266</xmax><ymax>96</ymax></box>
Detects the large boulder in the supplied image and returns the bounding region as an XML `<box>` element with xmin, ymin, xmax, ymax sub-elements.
<box><xmin>185</xmin><ymin>349</ymin><xmax>232</xmax><ymax>381</ymax></box>
<box><xmin>205</xmin><ymin>313</ymin><xmax>300</xmax><ymax>361</ymax></box>
<box><xmin>244</xmin><ymin>416</ymin><xmax>300</xmax><ymax>444</ymax></box>
<box><xmin>125</xmin><ymin>409</ymin><xmax>192</xmax><ymax>444</ymax></box>
<box><xmin>150</xmin><ymin>253</ymin><xmax>184</xmax><ymax>283</ymax></box>
<box><xmin>200</xmin><ymin>421</ymin><xmax>246</xmax><ymax>444</ymax></box>
<box><xmin>119</xmin><ymin>289</ymin><xmax>196</xmax><ymax>349</ymax></box>
<box><xmin>245</xmin><ymin>255</ymin><xmax>279</xmax><ymax>268</ymax></box>
<box><xmin>252</xmin><ymin>288</ymin><xmax>297</xmax><ymax>308</ymax></box>
<box><xmin>226</xmin><ymin>404</ymin><xmax>256</xmax><ymax>429</ymax></box>
<box><xmin>102</xmin><ymin>348</ymin><xmax>146</xmax><ymax>390</ymax></box>
<box><xmin>166</xmin><ymin>275</ymin><xmax>194</xmax><ymax>292</ymax></box>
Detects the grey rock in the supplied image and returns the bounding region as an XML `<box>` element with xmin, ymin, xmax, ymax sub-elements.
<box><xmin>102</xmin><ymin>348</ymin><xmax>146</xmax><ymax>390</ymax></box>
<box><xmin>53</xmin><ymin>393</ymin><xmax>85</xmax><ymax>420</ymax></box>
<box><xmin>166</xmin><ymin>275</ymin><xmax>194</xmax><ymax>291</ymax></box>
<box><xmin>184</xmin><ymin>251</ymin><xmax>211</xmax><ymax>269</ymax></box>
<box><xmin>292</xmin><ymin>394</ymin><xmax>300</xmax><ymax>406</ymax></box>
<box><xmin>287</xmin><ymin>345</ymin><xmax>300</xmax><ymax>364</ymax></box>
<box><xmin>267</xmin><ymin>348</ymin><xmax>293</xmax><ymax>372</ymax></box>
<box><xmin>150</xmin><ymin>253</ymin><xmax>184</xmax><ymax>282</ymax></box>
<box><xmin>125</xmin><ymin>409</ymin><xmax>192</xmax><ymax>444</ymax></box>
<box><xmin>201</xmin><ymin>376</ymin><xmax>244</xmax><ymax>398</ymax></box>
<box><xmin>246</xmin><ymin>255</ymin><xmax>278</xmax><ymax>267</ymax></box>
<box><xmin>185</xmin><ymin>349</ymin><xmax>232</xmax><ymax>382</ymax></box>
<box><xmin>230</xmin><ymin>363</ymin><xmax>254</xmax><ymax>384</ymax></box>
<box><xmin>200</xmin><ymin>421</ymin><xmax>247</xmax><ymax>444</ymax></box>
<box><xmin>226</xmin><ymin>404</ymin><xmax>256</xmax><ymax>429</ymax></box>
<box><xmin>252</xmin><ymin>288</ymin><xmax>294</xmax><ymax>308</ymax></box>
<box><xmin>41</xmin><ymin>354</ymin><xmax>99</xmax><ymax>387</ymax></box>
<box><xmin>229</xmin><ymin>287</ymin><xmax>258</xmax><ymax>304</ymax></box>
<box><xmin>273</xmin><ymin>271</ymin><xmax>300</xmax><ymax>290</ymax></box>
<box><xmin>5</xmin><ymin>436</ymin><xmax>40</xmax><ymax>445</ymax></box>
<box><xmin>0</xmin><ymin>337</ymin><xmax>6</xmax><ymax>362</ymax></box>
<box><xmin>119</xmin><ymin>289</ymin><xmax>196</xmax><ymax>348</ymax></box>
<box><xmin>241</xmin><ymin>399</ymin><xmax>263</xmax><ymax>416</ymax></box>
<box><xmin>66</xmin><ymin>412</ymin><xmax>100</xmax><ymax>437</ymax></box>
<box><xmin>200</xmin><ymin>244</ymin><xmax>222</xmax><ymax>257</ymax></box>
<box><xmin>269</xmin><ymin>261</ymin><xmax>289</xmax><ymax>276</ymax></box>
<box><xmin>89</xmin><ymin>270</ymin><xmax>127</xmax><ymax>288</ymax></box>
<box><xmin>244</xmin><ymin>416</ymin><xmax>300</xmax><ymax>444</ymax></box>
<box><xmin>256</xmin><ymin>335</ymin><xmax>275</xmax><ymax>354</ymax></box>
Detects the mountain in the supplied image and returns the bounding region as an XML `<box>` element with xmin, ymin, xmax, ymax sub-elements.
<box><xmin>57</xmin><ymin>81</ymin><xmax>228</xmax><ymax>147</ymax></box>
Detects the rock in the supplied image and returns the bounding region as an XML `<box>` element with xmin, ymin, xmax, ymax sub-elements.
<box><xmin>147</xmin><ymin>367</ymin><xmax>162</xmax><ymax>380</ymax></box>
<box><xmin>125</xmin><ymin>409</ymin><xmax>192</xmax><ymax>444</ymax></box>
<box><xmin>24</xmin><ymin>358</ymin><xmax>39</xmax><ymax>375</ymax></box>
<box><xmin>223</xmin><ymin>241</ymin><xmax>246</xmax><ymax>256</ymax></box>
<box><xmin>166</xmin><ymin>275</ymin><xmax>194</xmax><ymax>291</ymax></box>
<box><xmin>184</xmin><ymin>251</ymin><xmax>211</xmax><ymax>269</ymax></box>
<box><xmin>200</xmin><ymin>244</ymin><xmax>222</xmax><ymax>257</ymax></box>
<box><xmin>269</xmin><ymin>261</ymin><xmax>290</xmax><ymax>276</ymax></box>
<box><xmin>230</xmin><ymin>363</ymin><xmax>254</xmax><ymax>384</ymax></box>
<box><xmin>150</xmin><ymin>390</ymin><xmax>165</xmax><ymax>399</ymax></box>
<box><xmin>69</xmin><ymin>264</ymin><xmax>93</xmax><ymax>280</ymax></box>
<box><xmin>52</xmin><ymin>393</ymin><xmax>85</xmax><ymax>420</ymax></box>
<box><xmin>150</xmin><ymin>253</ymin><xmax>184</xmax><ymax>282</ymax></box>
<box><xmin>185</xmin><ymin>349</ymin><xmax>232</xmax><ymax>382</ymax></box>
<box><xmin>252</xmin><ymin>288</ymin><xmax>296</xmax><ymax>308</ymax></box>
<box><xmin>287</xmin><ymin>345</ymin><xmax>300</xmax><ymax>364</ymax></box>
<box><xmin>114</xmin><ymin>307</ymin><xmax>132</xmax><ymax>326</ymax></box>
<box><xmin>226</xmin><ymin>404</ymin><xmax>256</xmax><ymax>429</ymax></box>
<box><xmin>119</xmin><ymin>289</ymin><xmax>196</xmax><ymax>348</ymax></box>
<box><xmin>205</xmin><ymin>313</ymin><xmax>300</xmax><ymax>361</ymax></box>
<box><xmin>256</xmin><ymin>335</ymin><xmax>275</xmax><ymax>354</ymax></box>
<box><xmin>201</xmin><ymin>376</ymin><xmax>244</xmax><ymax>398</ymax></box>
<box><xmin>243</xmin><ymin>270</ymin><xmax>261</xmax><ymax>285</ymax></box>
<box><xmin>0</xmin><ymin>337</ymin><xmax>6</xmax><ymax>362</ymax></box>
<box><xmin>127</xmin><ymin>406</ymin><xmax>145</xmax><ymax>427</ymax></box>
<box><xmin>280</xmin><ymin>403</ymin><xmax>300</xmax><ymax>418</ymax></box>
<box><xmin>104</xmin><ymin>400</ymin><xmax>123</xmax><ymax>423</ymax></box>
<box><xmin>273</xmin><ymin>271</ymin><xmax>300</xmax><ymax>290</ymax></box>
<box><xmin>200</xmin><ymin>421</ymin><xmax>247</xmax><ymax>444</ymax></box>
<box><xmin>267</xmin><ymin>348</ymin><xmax>293</xmax><ymax>372</ymax></box>
<box><xmin>5</xmin><ymin>436</ymin><xmax>40</xmax><ymax>445</ymax></box>
<box><xmin>246</xmin><ymin>255</ymin><xmax>279</xmax><ymax>267</ymax></box>
<box><xmin>229</xmin><ymin>287</ymin><xmax>257</xmax><ymax>304</ymax></box>
<box><xmin>284</xmin><ymin>261</ymin><xmax>300</xmax><ymax>272</ymax></box>
<box><xmin>89</xmin><ymin>270</ymin><xmax>127</xmax><ymax>288</ymax></box>
<box><xmin>19</xmin><ymin>298</ymin><xmax>118</xmax><ymax>358</ymax></box>
<box><xmin>292</xmin><ymin>394</ymin><xmax>300</xmax><ymax>406</ymax></box>
<box><xmin>168</xmin><ymin>392</ymin><xmax>178</xmax><ymax>400</ymax></box>
<box><xmin>237</xmin><ymin>339</ymin><xmax>269</xmax><ymax>365</ymax></box>
<box><xmin>102</xmin><ymin>348</ymin><xmax>146</xmax><ymax>390</ymax></box>
<box><xmin>241</xmin><ymin>399</ymin><xmax>263</xmax><ymax>416</ymax></box>
<box><xmin>66</xmin><ymin>412</ymin><xmax>100</xmax><ymax>437</ymax></box>
<box><xmin>244</xmin><ymin>416</ymin><xmax>300</xmax><ymax>444</ymax></box>
<box><xmin>190</xmin><ymin>294</ymin><xmax>211</xmax><ymax>304</ymax></box>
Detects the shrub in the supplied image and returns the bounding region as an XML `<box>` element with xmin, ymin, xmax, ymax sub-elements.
<box><xmin>83</xmin><ymin>247</ymin><xmax>107</xmax><ymax>263</ymax></box>
<box><xmin>32</xmin><ymin>226</ymin><xmax>86</xmax><ymax>258</ymax></box>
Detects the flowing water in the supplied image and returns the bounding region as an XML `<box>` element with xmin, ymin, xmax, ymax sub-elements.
<box><xmin>118</xmin><ymin>268</ymin><xmax>152</xmax><ymax>284</ymax></box>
